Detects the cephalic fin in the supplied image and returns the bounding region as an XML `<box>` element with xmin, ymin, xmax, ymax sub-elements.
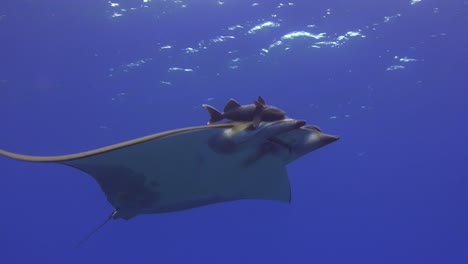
<box><xmin>304</xmin><ymin>125</ymin><xmax>322</xmax><ymax>132</ymax></box>
<box><xmin>202</xmin><ymin>104</ymin><xmax>224</xmax><ymax>124</ymax></box>
<box><xmin>267</xmin><ymin>138</ymin><xmax>292</xmax><ymax>153</ymax></box>
<box><xmin>242</xmin><ymin>138</ymin><xmax>292</xmax><ymax>167</ymax></box>
<box><xmin>223</xmin><ymin>99</ymin><xmax>241</xmax><ymax>112</ymax></box>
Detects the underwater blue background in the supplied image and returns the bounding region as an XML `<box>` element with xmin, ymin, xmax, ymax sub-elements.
<box><xmin>1</xmin><ymin>0</ymin><xmax>467</xmax><ymax>263</ymax></box>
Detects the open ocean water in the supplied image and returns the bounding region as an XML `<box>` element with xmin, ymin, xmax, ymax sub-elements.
<box><xmin>1</xmin><ymin>0</ymin><xmax>467</xmax><ymax>263</ymax></box>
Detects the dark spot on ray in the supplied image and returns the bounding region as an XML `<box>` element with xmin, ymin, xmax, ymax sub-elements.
<box><xmin>75</xmin><ymin>164</ymin><xmax>160</xmax><ymax>210</ymax></box>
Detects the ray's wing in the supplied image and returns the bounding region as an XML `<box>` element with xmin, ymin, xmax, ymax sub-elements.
<box><xmin>0</xmin><ymin>122</ymin><xmax>291</xmax><ymax>219</ymax></box>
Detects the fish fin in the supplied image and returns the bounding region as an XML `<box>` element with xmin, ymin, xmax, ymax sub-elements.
<box><xmin>75</xmin><ymin>210</ymin><xmax>117</xmax><ymax>248</ymax></box>
<box><xmin>202</xmin><ymin>104</ymin><xmax>224</xmax><ymax>124</ymax></box>
<box><xmin>251</xmin><ymin>115</ymin><xmax>262</xmax><ymax>129</ymax></box>
<box><xmin>254</xmin><ymin>100</ymin><xmax>265</xmax><ymax>108</ymax></box>
<box><xmin>251</xmin><ymin>100</ymin><xmax>265</xmax><ymax>129</ymax></box>
<box><xmin>257</xmin><ymin>96</ymin><xmax>266</xmax><ymax>105</ymax></box>
<box><xmin>223</xmin><ymin>99</ymin><xmax>241</xmax><ymax>112</ymax></box>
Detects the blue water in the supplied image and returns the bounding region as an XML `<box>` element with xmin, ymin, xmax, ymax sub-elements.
<box><xmin>1</xmin><ymin>0</ymin><xmax>467</xmax><ymax>263</ymax></box>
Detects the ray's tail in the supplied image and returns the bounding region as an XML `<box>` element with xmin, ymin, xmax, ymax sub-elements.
<box><xmin>75</xmin><ymin>210</ymin><xmax>117</xmax><ymax>248</ymax></box>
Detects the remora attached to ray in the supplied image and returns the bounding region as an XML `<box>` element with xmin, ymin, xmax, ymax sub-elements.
<box><xmin>0</xmin><ymin>119</ymin><xmax>338</xmax><ymax>220</ymax></box>
<box><xmin>202</xmin><ymin>96</ymin><xmax>287</xmax><ymax>128</ymax></box>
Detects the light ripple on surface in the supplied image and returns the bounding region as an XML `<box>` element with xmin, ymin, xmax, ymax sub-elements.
<box><xmin>168</xmin><ymin>67</ymin><xmax>194</xmax><ymax>72</ymax></box>
<box><xmin>248</xmin><ymin>21</ymin><xmax>280</xmax><ymax>34</ymax></box>
<box><xmin>105</xmin><ymin>0</ymin><xmax>428</xmax><ymax>84</ymax></box>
